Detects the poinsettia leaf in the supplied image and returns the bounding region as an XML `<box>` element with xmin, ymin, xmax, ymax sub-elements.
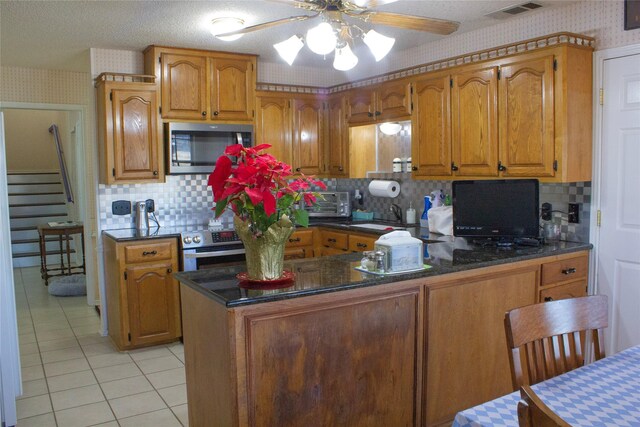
<box><xmin>224</xmin><ymin>144</ymin><xmax>244</xmax><ymax>157</ymax></box>
<box><xmin>209</xmin><ymin>156</ymin><xmax>233</xmax><ymax>201</ymax></box>
<box><xmin>263</xmin><ymin>191</ymin><xmax>276</xmax><ymax>216</ymax></box>
<box><xmin>293</xmin><ymin>208</ymin><xmax>309</xmax><ymax>228</ymax></box>
<box><xmin>277</xmin><ymin>194</ymin><xmax>294</xmax><ymax>210</ymax></box>
<box><xmin>214</xmin><ymin>198</ymin><xmax>228</xmax><ymax>218</ymax></box>
<box><xmin>244</xmin><ymin>187</ymin><xmax>263</xmax><ymax>205</ymax></box>
<box><xmin>252</xmin><ymin>143</ymin><xmax>272</xmax><ymax>152</ymax></box>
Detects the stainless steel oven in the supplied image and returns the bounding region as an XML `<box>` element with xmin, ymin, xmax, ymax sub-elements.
<box><xmin>181</xmin><ymin>230</ymin><xmax>245</xmax><ymax>271</ymax></box>
<box><xmin>166</xmin><ymin>122</ymin><xmax>253</xmax><ymax>175</ymax></box>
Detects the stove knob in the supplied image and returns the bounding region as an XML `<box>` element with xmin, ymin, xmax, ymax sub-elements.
<box><xmin>183</xmin><ymin>236</ymin><xmax>192</xmax><ymax>244</ymax></box>
<box><xmin>193</xmin><ymin>235</ymin><xmax>201</xmax><ymax>244</ymax></box>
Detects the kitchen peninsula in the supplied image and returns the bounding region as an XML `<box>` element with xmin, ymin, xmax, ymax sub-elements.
<box><xmin>174</xmin><ymin>236</ymin><xmax>591</xmax><ymax>427</ymax></box>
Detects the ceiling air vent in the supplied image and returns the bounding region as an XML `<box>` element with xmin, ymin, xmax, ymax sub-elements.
<box><xmin>486</xmin><ymin>2</ymin><xmax>544</xmax><ymax>20</ymax></box>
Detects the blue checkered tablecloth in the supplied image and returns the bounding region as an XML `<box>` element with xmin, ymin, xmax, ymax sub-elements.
<box><xmin>453</xmin><ymin>345</ymin><xmax>640</xmax><ymax>427</ymax></box>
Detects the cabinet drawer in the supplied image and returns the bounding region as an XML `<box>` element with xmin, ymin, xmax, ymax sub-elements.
<box><xmin>285</xmin><ymin>247</ymin><xmax>312</xmax><ymax>260</ymax></box>
<box><xmin>541</xmin><ymin>254</ymin><xmax>588</xmax><ymax>286</ymax></box>
<box><xmin>124</xmin><ymin>241</ymin><xmax>173</xmax><ymax>264</ymax></box>
<box><xmin>320</xmin><ymin>231</ymin><xmax>348</xmax><ymax>250</ymax></box>
<box><xmin>348</xmin><ymin>234</ymin><xmax>377</xmax><ymax>252</ymax></box>
<box><xmin>320</xmin><ymin>246</ymin><xmax>348</xmax><ymax>257</ymax></box>
<box><xmin>539</xmin><ymin>280</ymin><xmax>588</xmax><ymax>302</ymax></box>
<box><xmin>286</xmin><ymin>230</ymin><xmax>314</xmax><ymax>248</ymax></box>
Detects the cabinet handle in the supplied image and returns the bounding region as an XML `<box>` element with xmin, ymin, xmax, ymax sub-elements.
<box><xmin>338</xmin><ymin>166</ymin><xmax>343</xmax><ymax>171</ymax></box>
<box><xmin>562</xmin><ymin>267</ymin><xmax>577</xmax><ymax>275</ymax></box>
<box><xmin>213</xmin><ymin>111</ymin><xmax>219</xmax><ymax>116</ymax></box>
<box><xmin>451</xmin><ymin>162</ymin><xmax>459</xmax><ymax>171</ymax></box>
<box><xmin>167</xmin><ymin>268</ymin><xmax>173</xmax><ymax>273</ymax></box>
<box><xmin>142</xmin><ymin>250</ymin><xmax>157</xmax><ymax>256</ymax></box>
<box><xmin>375</xmin><ymin>111</ymin><xmax>381</xmax><ymax>116</ymax></box>
<box><xmin>328</xmin><ymin>238</ymin><xmax>337</xmax><ymax>243</ymax></box>
<box><xmin>367</xmin><ymin>112</ymin><xmax>373</xmax><ymax>117</ymax></box>
<box><xmin>544</xmin><ymin>296</ymin><xmax>554</xmax><ymax>302</ymax></box>
<box><xmin>295</xmin><ymin>167</ymin><xmax>301</xmax><ymax>172</ymax></box>
<box><xmin>289</xmin><ymin>237</ymin><xmax>301</xmax><ymax>243</ymax></box>
<box><xmin>498</xmin><ymin>161</ymin><xmax>507</xmax><ymax>172</ymax></box>
<box><xmin>153</xmin><ymin>170</ymin><xmax>158</xmax><ymax>176</ymax></box>
<box><xmin>357</xmin><ymin>243</ymin><xmax>368</xmax><ymax>248</ymax></box>
<box><xmin>201</xmin><ymin>111</ymin><xmax>207</xmax><ymax>117</ymax></box>
<box><xmin>412</xmin><ymin>166</ymin><xmax>418</xmax><ymax>171</ymax></box>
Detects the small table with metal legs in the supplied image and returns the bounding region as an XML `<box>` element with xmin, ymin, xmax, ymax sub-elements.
<box><xmin>37</xmin><ymin>222</ymin><xmax>86</xmax><ymax>286</ymax></box>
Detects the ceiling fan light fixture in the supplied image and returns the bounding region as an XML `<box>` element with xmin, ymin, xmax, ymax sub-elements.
<box><xmin>379</xmin><ymin>122</ymin><xmax>402</xmax><ymax>135</ymax></box>
<box><xmin>333</xmin><ymin>44</ymin><xmax>358</xmax><ymax>71</ymax></box>
<box><xmin>210</xmin><ymin>17</ymin><xmax>245</xmax><ymax>41</ymax></box>
<box><xmin>306</xmin><ymin>22</ymin><xmax>337</xmax><ymax>55</ymax></box>
<box><xmin>274</xmin><ymin>35</ymin><xmax>304</xmax><ymax>66</ymax></box>
<box><xmin>363</xmin><ymin>29</ymin><xmax>395</xmax><ymax>61</ymax></box>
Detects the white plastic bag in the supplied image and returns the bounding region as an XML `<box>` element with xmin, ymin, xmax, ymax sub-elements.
<box><xmin>428</xmin><ymin>206</ymin><xmax>453</xmax><ymax>235</ymax></box>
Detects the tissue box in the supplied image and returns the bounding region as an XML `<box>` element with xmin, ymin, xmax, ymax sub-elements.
<box><xmin>352</xmin><ymin>211</ymin><xmax>374</xmax><ymax>221</ymax></box>
<box><xmin>374</xmin><ymin>231</ymin><xmax>423</xmax><ymax>273</ymax></box>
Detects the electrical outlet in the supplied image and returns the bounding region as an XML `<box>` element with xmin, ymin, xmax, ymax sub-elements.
<box><xmin>112</xmin><ymin>200</ymin><xmax>131</xmax><ymax>215</ymax></box>
<box><xmin>568</xmin><ymin>203</ymin><xmax>580</xmax><ymax>223</ymax></box>
<box><xmin>541</xmin><ymin>202</ymin><xmax>552</xmax><ymax>221</ymax></box>
<box><xmin>145</xmin><ymin>199</ymin><xmax>155</xmax><ymax>213</ymax></box>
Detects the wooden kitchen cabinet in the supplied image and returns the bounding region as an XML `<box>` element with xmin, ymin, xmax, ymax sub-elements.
<box><xmin>285</xmin><ymin>229</ymin><xmax>314</xmax><ymax>259</ymax></box>
<box><xmin>319</xmin><ymin>229</ymin><xmax>349</xmax><ymax>252</ymax></box>
<box><xmin>346</xmin><ymin>80</ymin><xmax>412</xmax><ymax>125</ymax></box>
<box><xmin>103</xmin><ymin>236</ymin><xmax>181</xmax><ymax>350</ymax></box>
<box><xmin>538</xmin><ymin>252</ymin><xmax>589</xmax><ymax>302</ymax></box>
<box><xmin>255</xmin><ymin>92</ymin><xmax>292</xmax><ymax>164</ymax></box>
<box><xmin>144</xmin><ymin>46</ymin><xmax>256</xmax><ymax>123</ymax></box>
<box><xmin>411</xmin><ymin>74</ymin><xmax>452</xmax><ymax>177</ymax></box>
<box><xmin>326</xmin><ymin>94</ymin><xmax>349</xmax><ymax>177</ymax></box>
<box><xmin>292</xmin><ymin>96</ymin><xmax>325</xmax><ymax>175</ymax></box>
<box><xmin>95</xmin><ymin>74</ymin><xmax>163</xmax><ymax>184</ymax></box>
<box><xmin>348</xmin><ymin>233</ymin><xmax>377</xmax><ymax>252</ymax></box>
<box><xmin>451</xmin><ymin>64</ymin><xmax>500</xmax><ymax>177</ymax></box>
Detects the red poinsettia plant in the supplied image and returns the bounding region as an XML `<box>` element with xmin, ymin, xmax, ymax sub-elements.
<box><xmin>208</xmin><ymin>143</ymin><xmax>326</xmax><ymax>236</ymax></box>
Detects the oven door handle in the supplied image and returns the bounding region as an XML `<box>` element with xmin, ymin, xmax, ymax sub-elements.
<box><xmin>183</xmin><ymin>249</ymin><xmax>246</xmax><ymax>258</ymax></box>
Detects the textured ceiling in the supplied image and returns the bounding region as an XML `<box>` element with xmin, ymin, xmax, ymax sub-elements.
<box><xmin>0</xmin><ymin>0</ymin><xmax>578</xmax><ymax>73</ymax></box>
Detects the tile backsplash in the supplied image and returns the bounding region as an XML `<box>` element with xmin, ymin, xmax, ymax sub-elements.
<box><xmin>100</xmin><ymin>174</ymin><xmax>591</xmax><ymax>243</ymax></box>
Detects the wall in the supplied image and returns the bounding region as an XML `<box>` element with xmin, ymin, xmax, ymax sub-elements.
<box><xmin>3</xmin><ymin>109</ymin><xmax>65</xmax><ymax>172</ymax></box>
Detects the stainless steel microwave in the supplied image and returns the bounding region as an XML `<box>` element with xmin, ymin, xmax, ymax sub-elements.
<box><xmin>166</xmin><ymin>122</ymin><xmax>253</xmax><ymax>174</ymax></box>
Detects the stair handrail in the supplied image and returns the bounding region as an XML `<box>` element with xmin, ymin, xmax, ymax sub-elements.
<box><xmin>48</xmin><ymin>124</ymin><xmax>74</xmax><ymax>204</ymax></box>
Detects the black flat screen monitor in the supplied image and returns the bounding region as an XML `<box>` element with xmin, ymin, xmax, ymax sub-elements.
<box><xmin>452</xmin><ymin>179</ymin><xmax>539</xmax><ymax>239</ymax></box>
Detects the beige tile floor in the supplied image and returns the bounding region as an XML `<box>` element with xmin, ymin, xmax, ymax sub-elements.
<box><xmin>13</xmin><ymin>267</ymin><xmax>189</xmax><ymax>426</ymax></box>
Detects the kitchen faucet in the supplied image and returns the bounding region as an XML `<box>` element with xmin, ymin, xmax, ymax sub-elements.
<box><xmin>390</xmin><ymin>203</ymin><xmax>402</xmax><ymax>222</ymax></box>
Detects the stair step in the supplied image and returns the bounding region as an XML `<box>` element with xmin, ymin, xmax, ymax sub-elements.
<box><xmin>9</xmin><ymin>194</ymin><xmax>66</xmax><ymax>205</ymax></box>
<box><xmin>10</xmin><ymin>205</ymin><xmax>68</xmax><ymax>216</ymax></box>
<box><xmin>11</xmin><ymin>212</ymin><xmax>68</xmax><ymax>219</ymax></box>
<box><xmin>10</xmin><ymin>215</ymin><xmax>69</xmax><ymax>228</ymax></box>
<box><xmin>11</xmin><ymin>229</ymin><xmax>39</xmax><ymax>240</ymax></box>
<box><xmin>7</xmin><ymin>173</ymin><xmax>61</xmax><ymax>184</ymax></box>
<box><xmin>12</xmin><ymin>240</ymin><xmax>76</xmax><ymax>255</ymax></box>
<box><xmin>8</xmin><ymin>183</ymin><xmax>64</xmax><ymax>194</ymax></box>
<box><xmin>10</xmin><ymin>202</ymin><xmax>66</xmax><ymax>207</ymax></box>
<box><xmin>13</xmin><ymin>249</ymin><xmax>77</xmax><ymax>258</ymax></box>
<box><xmin>12</xmin><ymin>236</ymin><xmax>72</xmax><ymax>244</ymax></box>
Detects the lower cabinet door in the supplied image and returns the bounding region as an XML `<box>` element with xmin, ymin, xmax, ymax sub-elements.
<box><xmin>539</xmin><ymin>280</ymin><xmax>588</xmax><ymax>302</ymax></box>
<box><xmin>125</xmin><ymin>262</ymin><xmax>181</xmax><ymax>347</ymax></box>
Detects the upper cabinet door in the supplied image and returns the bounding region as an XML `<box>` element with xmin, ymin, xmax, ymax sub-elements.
<box><xmin>255</xmin><ymin>94</ymin><xmax>292</xmax><ymax>165</ymax></box>
<box><xmin>412</xmin><ymin>75</ymin><xmax>452</xmax><ymax>177</ymax></box>
<box><xmin>160</xmin><ymin>53</ymin><xmax>207</xmax><ymax>120</ymax></box>
<box><xmin>499</xmin><ymin>55</ymin><xmax>555</xmax><ymax>177</ymax></box>
<box><xmin>292</xmin><ymin>97</ymin><xmax>325</xmax><ymax>175</ymax></box>
<box><xmin>327</xmin><ymin>95</ymin><xmax>349</xmax><ymax>177</ymax></box>
<box><xmin>452</xmin><ymin>66</ymin><xmax>499</xmax><ymax>176</ymax></box>
<box><xmin>378</xmin><ymin>80</ymin><xmax>412</xmax><ymax>121</ymax></box>
<box><xmin>111</xmin><ymin>88</ymin><xmax>161</xmax><ymax>182</ymax></box>
<box><xmin>347</xmin><ymin>88</ymin><xmax>377</xmax><ymax>125</ymax></box>
<box><xmin>210</xmin><ymin>58</ymin><xmax>255</xmax><ymax>122</ymax></box>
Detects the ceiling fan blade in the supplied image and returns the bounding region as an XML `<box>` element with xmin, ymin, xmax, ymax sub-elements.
<box><xmin>215</xmin><ymin>14</ymin><xmax>317</xmax><ymax>38</ymax></box>
<box><xmin>266</xmin><ymin>0</ymin><xmax>323</xmax><ymax>10</ymax></box>
<box><xmin>346</xmin><ymin>0</ymin><xmax>400</xmax><ymax>8</ymax></box>
<box><xmin>363</xmin><ymin>11</ymin><xmax>459</xmax><ymax>35</ymax></box>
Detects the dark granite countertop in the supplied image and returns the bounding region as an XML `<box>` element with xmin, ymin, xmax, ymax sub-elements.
<box><xmin>102</xmin><ymin>226</ymin><xmax>194</xmax><ymax>241</ymax></box>
<box><xmin>175</xmin><ymin>239</ymin><xmax>592</xmax><ymax>308</ymax></box>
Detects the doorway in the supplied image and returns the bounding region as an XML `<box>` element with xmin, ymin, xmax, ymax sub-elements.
<box><xmin>0</xmin><ymin>102</ymin><xmax>96</xmax><ymax>307</ymax></box>
<box><xmin>592</xmin><ymin>46</ymin><xmax>640</xmax><ymax>355</ymax></box>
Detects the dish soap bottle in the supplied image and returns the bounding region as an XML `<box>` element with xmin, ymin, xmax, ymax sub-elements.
<box><xmin>420</xmin><ymin>196</ymin><xmax>431</xmax><ymax>229</ymax></box>
<box><xmin>406</xmin><ymin>202</ymin><xmax>416</xmax><ymax>224</ymax></box>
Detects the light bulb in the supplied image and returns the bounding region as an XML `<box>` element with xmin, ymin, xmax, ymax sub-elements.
<box><xmin>379</xmin><ymin>122</ymin><xmax>402</xmax><ymax>135</ymax></box>
<box><xmin>333</xmin><ymin>44</ymin><xmax>358</xmax><ymax>71</ymax></box>
<box><xmin>363</xmin><ymin>29</ymin><xmax>395</xmax><ymax>61</ymax></box>
<box><xmin>274</xmin><ymin>35</ymin><xmax>304</xmax><ymax>66</ymax></box>
<box><xmin>210</xmin><ymin>17</ymin><xmax>245</xmax><ymax>42</ymax></box>
<box><xmin>306</xmin><ymin>22</ymin><xmax>336</xmax><ymax>55</ymax></box>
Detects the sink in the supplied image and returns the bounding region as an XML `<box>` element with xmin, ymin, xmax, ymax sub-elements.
<box><xmin>350</xmin><ymin>223</ymin><xmax>406</xmax><ymax>231</ymax></box>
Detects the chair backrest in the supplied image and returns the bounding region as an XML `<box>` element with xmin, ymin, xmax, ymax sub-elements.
<box><xmin>505</xmin><ymin>295</ymin><xmax>608</xmax><ymax>390</ymax></box>
<box><xmin>517</xmin><ymin>385</ymin><xmax>571</xmax><ymax>427</ymax></box>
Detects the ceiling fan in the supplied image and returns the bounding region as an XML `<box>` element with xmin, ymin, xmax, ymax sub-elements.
<box><xmin>215</xmin><ymin>0</ymin><xmax>460</xmax><ymax>70</ymax></box>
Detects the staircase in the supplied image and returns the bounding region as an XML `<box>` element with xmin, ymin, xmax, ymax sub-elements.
<box><xmin>8</xmin><ymin>172</ymin><xmax>75</xmax><ymax>268</ymax></box>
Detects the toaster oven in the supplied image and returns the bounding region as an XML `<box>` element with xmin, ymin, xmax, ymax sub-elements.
<box><xmin>302</xmin><ymin>191</ymin><xmax>351</xmax><ymax>218</ymax></box>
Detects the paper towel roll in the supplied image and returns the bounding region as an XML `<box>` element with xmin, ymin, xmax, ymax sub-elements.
<box><xmin>368</xmin><ymin>180</ymin><xmax>401</xmax><ymax>198</ymax></box>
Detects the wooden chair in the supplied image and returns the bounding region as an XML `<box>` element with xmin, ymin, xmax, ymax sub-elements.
<box><xmin>517</xmin><ymin>385</ymin><xmax>571</xmax><ymax>427</ymax></box>
<box><xmin>504</xmin><ymin>295</ymin><xmax>608</xmax><ymax>390</ymax></box>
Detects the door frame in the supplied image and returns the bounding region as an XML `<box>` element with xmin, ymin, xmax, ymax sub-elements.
<box><xmin>0</xmin><ymin>101</ymin><xmax>97</xmax><ymax>307</ymax></box>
